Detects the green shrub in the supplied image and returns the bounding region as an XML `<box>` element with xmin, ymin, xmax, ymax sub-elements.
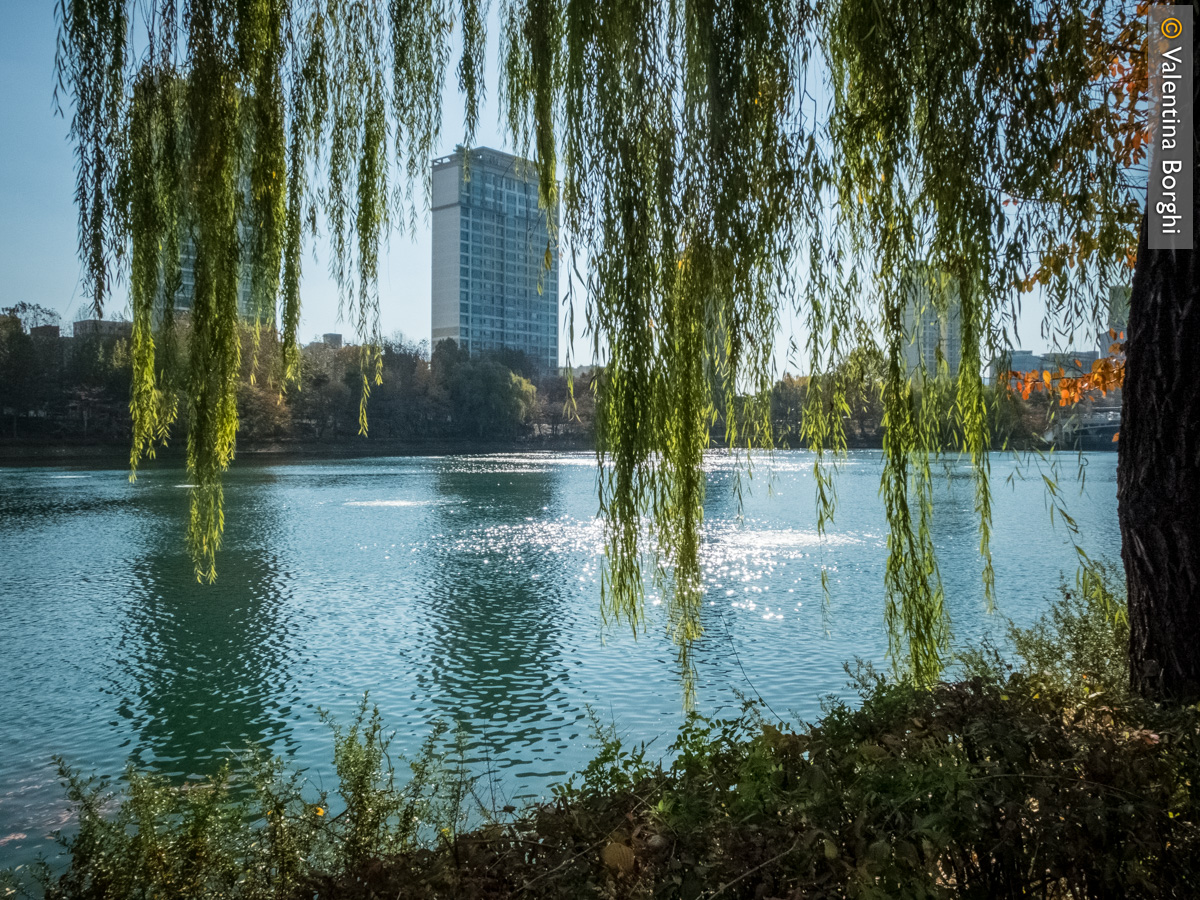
<box><xmin>38</xmin><ymin>762</ymin><xmax>246</xmax><ymax>900</ymax></box>
<box><xmin>15</xmin><ymin>697</ymin><xmax>468</xmax><ymax>900</ymax></box>
<box><xmin>960</xmin><ymin>559</ymin><xmax>1130</xmax><ymax>699</ymax></box>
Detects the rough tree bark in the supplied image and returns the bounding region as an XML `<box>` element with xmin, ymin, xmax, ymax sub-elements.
<box><xmin>1119</xmin><ymin>2</ymin><xmax>1200</xmax><ymax>701</ymax></box>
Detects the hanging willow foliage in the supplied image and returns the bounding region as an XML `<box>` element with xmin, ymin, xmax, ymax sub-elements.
<box><xmin>58</xmin><ymin>0</ymin><xmax>1144</xmax><ymax>680</ymax></box>
<box><xmin>822</xmin><ymin>0</ymin><xmax>1143</xmax><ymax>678</ymax></box>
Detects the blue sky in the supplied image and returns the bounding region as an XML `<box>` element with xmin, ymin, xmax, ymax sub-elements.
<box><xmin>0</xmin><ymin>4</ymin><xmax>80</xmax><ymax>324</ymax></box>
<box><xmin>1</xmin><ymin>1</ymin><xmax>1110</xmax><ymax>372</ymax></box>
<box><xmin>0</xmin><ymin>1</ymin><xmax>535</xmax><ymax>356</ymax></box>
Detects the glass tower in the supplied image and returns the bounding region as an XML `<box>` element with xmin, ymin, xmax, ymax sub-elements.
<box><xmin>901</xmin><ymin>267</ymin><xmax>963</xmax><ymax>380</ymax></box>
<box><xmin>431</xmin><ymin>146</ymin><xmax>559</xmax><ymax>371</ymax></box>
<box><xmin>169</xmin><ymin>233</ymin><xmax>256</xmax><ymax>319</ymax></box>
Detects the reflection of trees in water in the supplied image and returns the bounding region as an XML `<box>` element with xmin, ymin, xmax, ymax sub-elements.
<box><xmin>926</xmin><ymin>464</ymin><xmax>985</xmax><ymax>538</ymax></box>
<box><xmin>0</xmin><ymin>471</ymin><xmax>138</xmax><ymax>531</ymax></box>
<box><xmin>419</xmin><ymin>462</ymin><xmax>578</xmax><ymax>770</ymax></box>
<box><xmin>700</xmin><ymin>461</ymin><xmax>755</xmax><ymax>524</ymax></box>
<box><xmin>117</xmin><ymin>471</ymin><xmax>298</xmax><ymax>777</ymax></box>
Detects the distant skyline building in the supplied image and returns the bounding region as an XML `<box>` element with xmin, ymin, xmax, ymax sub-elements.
<box><xmin>989</xmin><ymin>348</ymin><xmax>1045</xmax><ymax>386</ymax></box>
<box><xmin>988</xmin><ymin>348</ymin><xmax>1102</xmax><ymax>387</ymax></box>
<box><xmin>901</xmin><ymin>268</ymin><xmax>962</xmax><ymax>380</ymax></box>
<box><xmin>72</xmin><ymin>316</ymin><xmax>132</xmax><ymax>339</ymax></box>
<box><xmin>1104</xmin><ymin>285</ymin><xmax>1131</xmax><ymax>355</ymax></box>
<box><xmin>166</xmin><ymin>232</ymin><xmax>257</xmax><ymax>320</ymax></box>
<box><xmin>1045</xmin><ymin>350</ymin><xmax>1100</xmax><ymax>375</ymax></box>
<box><xmin>431</xmin><ymin>146</ymin><xmax>559</xmax><ymax>371</ymax></box>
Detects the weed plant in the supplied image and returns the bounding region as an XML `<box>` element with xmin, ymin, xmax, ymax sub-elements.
<box><xmin>5</xmin><ymin>566</ymin><xmax>1199</xmax><ymax>899</ymax></box>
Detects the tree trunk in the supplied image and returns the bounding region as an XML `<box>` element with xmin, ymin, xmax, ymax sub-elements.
<box><xmin>1120</xmin><ymin>6</ymin><xmax>1200</xmax><ymax>701</ymax></box>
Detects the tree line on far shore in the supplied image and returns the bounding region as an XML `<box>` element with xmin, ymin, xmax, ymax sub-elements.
<box><xmin>0</xmin><ymin>304</ymin><xmax>595</xmax><ymax>448</ymax></box>
<box><xmin>2</xmin><ymin>302</ymin><xmax>1073</xmax><ymax>452</ymax></box>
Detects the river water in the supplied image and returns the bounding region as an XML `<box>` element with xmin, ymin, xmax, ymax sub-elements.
<box><xmin>0</xmin><ymin>450</ymin><xmax>1120</xmax><ymax>870</ymax></box>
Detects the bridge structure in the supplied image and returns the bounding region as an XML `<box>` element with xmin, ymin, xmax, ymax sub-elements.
<box><xmin>1042</xmin><ymin>406</ymin><xmax>1121</xmax><ymax>450</ymax></box>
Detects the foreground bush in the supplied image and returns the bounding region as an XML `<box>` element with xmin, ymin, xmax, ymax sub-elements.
<box><xmin>7</xmin><ymin>568</ymin><xmax>1200</xmax><ymax>899</ymax></box>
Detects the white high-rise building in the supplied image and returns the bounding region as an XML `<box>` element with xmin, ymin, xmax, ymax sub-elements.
<box><xmin>431</xmin><ymin>146</ymin><xmax>559</xmax><ymax>371</ymax></box>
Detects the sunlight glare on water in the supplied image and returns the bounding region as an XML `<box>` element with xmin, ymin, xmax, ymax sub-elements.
<box><xmin>0</xmin><ymin>450</ymin><xmax>1120</xmax><ymax>870</ymax></box>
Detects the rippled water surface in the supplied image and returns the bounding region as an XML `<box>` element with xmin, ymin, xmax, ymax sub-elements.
<box><xmin>0</xmin><ymin>450</ymin><xmax>1120</xmax><ymax>868</ymax></box>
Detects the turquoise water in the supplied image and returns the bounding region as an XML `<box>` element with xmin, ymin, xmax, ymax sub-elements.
<box><xmin>0</xmin><ymin>450</ymin><xmax>1120</xmax><ymax>869</ymax></box>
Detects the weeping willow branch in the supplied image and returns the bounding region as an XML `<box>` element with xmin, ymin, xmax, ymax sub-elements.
<box><xmin>58</xmin><ymin>0</ymin><xmax>450</xmax><ymax>581</ymax></box>
<box><xmin>58</xmin><ymin>0</ymin><xmax>1142</xmax><ymax>679</ymax></box>
<box><xmin>821</xmin><ymin>0</ymin><xmax>1140</xmax><ymax>680</ymax></box>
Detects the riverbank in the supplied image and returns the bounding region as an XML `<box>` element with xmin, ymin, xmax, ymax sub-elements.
<box><xmin>1</xmin><ymin>431</ymin><xmax>1097</xmax><ymax>468</ymax></box>
<box><xmin>0</xmin><ymin>434</ymin><xmax>594</xmax><ymax>467</ymax></box>
<box><xmin>10</xmin><ymin>569</ymin><xmax>1196</xmax><ymax>900</ymax></box>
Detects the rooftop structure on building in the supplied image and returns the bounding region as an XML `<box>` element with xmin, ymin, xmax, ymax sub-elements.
<box><xmin>73</xmin><ymin>317</ymin><xmax>133</xmax><ymax>339</ymax></box>
<box><xmin>559</xmin><ymin>364</ymin><xmax>600</xmax><ymax>379</ymax></box>
<box><xmin>431</xmin><ymin>146</ymin><xmax>559</xmax><ymax>372</ymax></box>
